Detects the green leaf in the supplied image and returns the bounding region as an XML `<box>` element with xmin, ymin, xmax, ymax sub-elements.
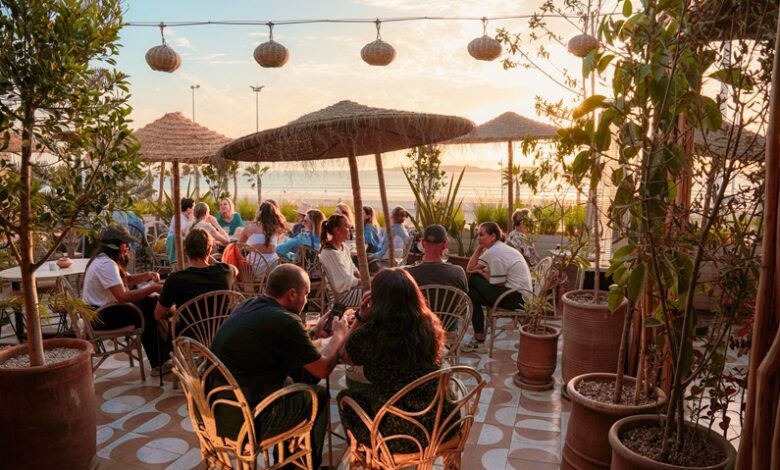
<box><xmin>644</xmin><ymin>317</ymin><xmax>662</xmax><ymax>327</ymax></box>
<box><xmin>622</xmin><ymin>0</ymin><xmax>633</xmax><ymax>17</ymax></box>
<box><xmin>573</xmin><ymin>95</ymin><xmax>608</xmax><ymax>119</ymax></box>
<box><xmin>709</xmin><ymin>67</ymin><xmax>754</xmax><ymax>92</ymax></box>
<box><xmin>627</xmin><ymin>263</ymin><xmax>646</xmax><ymax>302</ymax></box>
<box><xmin>608</xmin><ymin>285</ymin><xmax>624</xmax><ymax>313</ymax></box>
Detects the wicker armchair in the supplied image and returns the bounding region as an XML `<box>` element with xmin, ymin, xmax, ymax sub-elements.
<box><xmin>233</xmin><ymin>243</ymin><xmax>279</xmax><ymax>298</ymax></box>
<box><xmin>172</xmin><ymin>337</ymin><xmax>317</xmax><ymax>470</ymax></box>
<box><xmin>291</xmin><ymin>245</ymin><xmax>324</xmax><ymax>314</ymax></box>
<box><xmin>419</xmin><ymin>285</ymin><xmax>472</xmax><ymax>366</ymax></box>
<box><xmin>486</xmin><ymin>256</ymin><xmax>553</xmax><ymax>357</ymax></box>
<box><xmin>58</xmin><ymin>277</ymin><xmax>146</xmax><ymax>380</ymax></box>
<box><xmin>338</xmin><ymin>366</ymin><xmax>484</xmax><ymax>470</ymax></box>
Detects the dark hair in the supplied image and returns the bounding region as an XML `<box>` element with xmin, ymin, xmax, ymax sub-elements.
<box><xmin>320</xmin><ymin>213</ymin><xmax>347</xmax><ymax>250</ymax></box>
<box><xmin>185</xmin><ymin>228</ymin><xmax>212</xmax><ymax>259</ymax></box>
<box><xmin>511</xmin><ymin>208</ymin><xmax>532</xmax><ymax>229</ymax></box>
<box><xmin>265</xmin><ymin>264</ymin><xmax>308</xmax><ymax>297</ymax></box>
<box><xmin>480</xmin><ymin>221</ymin><xmax>504</xmax><ymax>242</ymax></box>
<box><xmin>181</xmin><ymin>198</ymin><xmax>195</xmax><ymax>212</ymax></box>
<box><xmin>363</xmin><ymin>205</ymin><xmax>378</xmax><ymax>228</ymax></box>
<box><xmin>193</xmin><ymin>202</ymin><xmax>209</xmax><ymax>220</ymax></box>
<box><xmin>360</xmin><ymin>268</ymin><xmax>445</xmax><ymax>365</ymax></box>
<box><xmin>255</xmin><ymin>201</ymin><xmax>288</xmax><ymax>247</ymax></box>
<box><xmin>87</xmin><ymin>238</ymin><xmax>130</xmax><ymax>283</ymax></box>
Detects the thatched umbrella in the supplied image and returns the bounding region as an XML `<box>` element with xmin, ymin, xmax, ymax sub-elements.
<box><xmin>445</xmin><ymin>112</ymin><xmax>558</xmax><ymax>231</ymax></box>
<box><xmin>215</xmin><ymin>100</ymin><xmax>474</xmax><ymax>288</ymax></box>
<box><xmin>135</xmin><ymin>112</ymin><xmax>232</xmax><ymax>270</ymax></box>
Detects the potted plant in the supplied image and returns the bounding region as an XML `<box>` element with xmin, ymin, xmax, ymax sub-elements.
<box><xmin>0</xmin><ymin>2</ymin><xmax>142</xmax><ymax>468</ymax></box>
<box><xmin>513</xmin><ymin>273</ymin><xmax>560</xmax><ymax>391</ymax></box>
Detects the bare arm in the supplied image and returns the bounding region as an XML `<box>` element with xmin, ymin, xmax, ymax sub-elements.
<box><xmin>209</xmin><ymin>216</ymin><xmax>230</xmax><ymax>244</ymax></box>
<box><xmin>303</xmin><ymin>314</ymin><xmax>349</xmax><ymax>378</ymax></box>
<box><xmin>108</xmin><ymin>282</ymin><xmax>161</xmax><ymax>304</ymax></box>
<box><xmin>125</xmin><ymin>271</ymin><xmax>160</xmax><ymax>286</ymax></box>
<box><xmin>466</xmin><ymin>246</ymin><xmax>486</xmax><ymax>273</ymax></box>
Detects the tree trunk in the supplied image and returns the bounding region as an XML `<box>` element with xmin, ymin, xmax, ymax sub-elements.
<box><xmin>172</xmin><ymin>162</ymin><xmax>184</xmax><ymax>271</ymax></box>
<box><xmin>613</xmin><ymin>302</ymin><xmax>634</xmax><ymax>403</ymax></box>
<box><xmin>507</xmin><ymin>141</ymin><xmax>514</xmax><ymax>233</ymax></box>
<box><xmin>257</xmin><ymin>175</ymin><xmax>262</xmax><ymax>203</ymax></box>
<box><xmin>20</xmin><ymin>108</ymin><xmax>44</xmax><ymax>366</ymax></box>
<box><xmin>193</xmin><ymin>165</ymin><xmax>200</xmax><ymax>197</ymax></box>
<box><xmin>157</xmin><ymin>162</ymin><xmax>165</xmax><ymax>206</ymax></box>
<box><xmin>233</xmin><ymin>168</ymin><xmax>238</xmax><ymax>205</ymax></box>
<box><xmin>736</xmin><ymin>10</ymin><xmax>780</xmax><ymax>469</ymax></box>
<box><xmin>348</xmin><ymin>155</ymin><xmax>370</xmax><ymax>290</ymax></box>
<box><xmin>375</xmin><ymin>153</ymin><xmax>394</xmax><ymax>267</ymax></box>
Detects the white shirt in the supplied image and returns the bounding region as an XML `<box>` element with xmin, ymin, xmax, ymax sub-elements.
<box><xmin>319</xmin><ymin>244</ymin><xmax>360</xmax><ymax>294</ymax></box>
<box><xmin>479</xmin><ymin>241</ymin><xmax>532</xmax><ymax>292</ymax></box>
<box><xmin>168</xmin><ymin>214</ymin><xmax>190</xmax><ymax>236</ymax></box>
<box><xmin>82</xmin><ymin>254</ymin><xmax>123</xmax><ymax>306</ymax></box>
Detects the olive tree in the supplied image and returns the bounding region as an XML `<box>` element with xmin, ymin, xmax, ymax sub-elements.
<box><xmin>0</xmin><ymin>0</ymin><xmax>141</xmax><ymax>366</ymax></box>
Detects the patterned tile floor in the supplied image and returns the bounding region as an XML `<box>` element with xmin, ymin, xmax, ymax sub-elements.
<box><xmin>89</xmin><ymin>319</ymin><xmax>570</xmax><ymax>470</ymax></box>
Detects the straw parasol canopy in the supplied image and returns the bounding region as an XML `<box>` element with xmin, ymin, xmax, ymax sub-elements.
<box><xmin>694</xmin><ymin>126</ymin><xmax>765</xmax><ymax>163</ymax></box>
<box><xmin>445</xmin><ymin>111</ymin><xmax>558</xmax><ymax>230</ymax></box>
<box><xmin>135</xmin><ymin>112</ymin><xmax>232</xmax><ymax>269</ymax></box>
<box><xmin>216</xmin><ymin>100</ymin><xmax>475</xmax><ymax>287</ymax></box>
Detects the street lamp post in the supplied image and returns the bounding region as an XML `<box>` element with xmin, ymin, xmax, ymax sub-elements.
<box><xmin>190</xmin><ymin>84</ymin><xmax>200</xmax><ymax>121</ymax></box>
<box><xmin>250</xmin><ymin>85</ymin><xmax>265</xmax><ymax>132</ymax></box>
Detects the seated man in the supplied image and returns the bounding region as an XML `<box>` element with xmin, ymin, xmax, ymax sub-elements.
<box><xmin>405</xmin><ymin>224</ymin><xmax>467</xmax><ymax>292</ymax></box>
<box><xmin>154</xmin><ymin>228</ymin><xmax>238</xmax><ymax>331</ymax></box>
<box><xmin>210</xmin><ymin>264</ymin><xmax>350</xmax><ymax>469</ymax></box>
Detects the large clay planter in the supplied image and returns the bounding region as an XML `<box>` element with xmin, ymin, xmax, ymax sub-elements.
<box><xmin>0</xmin><ymin>338</ymin><xmax>97</xmax><ymax>470</ymax></box>
<box><xmin>561</xmin><ymin>290</ymin><xmax>627</xmax><ymax>395</ymax></box>
<box><xmin>608</xmin><ymin>414</ymin><xmax>736</xmax><ymax>470</ymax></box>
<box><xmin>514</xmin><ymin>324</ymin><xmax>560</xmax><ymax>391</ymax></box>
<box><xmin>561</xmin><ymin>373</ymin><xmax>667</xmax><ymax>470</ymax></box>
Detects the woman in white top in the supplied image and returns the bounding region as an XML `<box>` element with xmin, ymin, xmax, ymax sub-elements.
<box><xmin>165</xmin><ymin>198</ymin><xmax>195</xmax><ymax>263</ymax></box>
<box><xmin>189</xmin><ymin>202</ymin><xmax>230</xmax><ymax>247</ymax></box>
<box><xmin>463</xmin><ymin>221</ymin><xmax>531</xmax><ymax>352</ymax></box>
<box><xmin>82</xmin><ymin>226</ymin><xmax>169</xmax><ymax>372</ymax></box>
<box><xmin>239</xmin><ymin>201</ymin><xmax>288</xmax><ymax>274</ymax></box>
<box><xmin>318</xmin><ymin>213</ymin><xmax>363</xmax><ymax>307</ymax></box>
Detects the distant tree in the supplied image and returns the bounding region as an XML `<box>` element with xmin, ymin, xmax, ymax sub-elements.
<box><xmin>0</xmin><ymin>0</ymin><xmax>142</xmax><ymax>365</ymax></box>
<box><xmin>402</xmin><ymin>145</ymin><xmax>446</xmax><ymax>202</ymax></box>
<box><xmin>243</xmin><ymin>163</ymin><xmax>270</xmax><ymax>202</ymax></box>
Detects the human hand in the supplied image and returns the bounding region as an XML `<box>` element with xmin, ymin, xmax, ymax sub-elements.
<box><xmin>359</xmin><ymin>291</ymin><xmax>372</xmax><ymax>317</ymax></box>
<box><xmin>330</xmin><ymin>313</ymin><xmax>349</xmax><ymax>339</ymax></box>
<box><xmin>148</xmin><ymin>272</ymin><xmax>160</xmax><ymax>283</ymax></box>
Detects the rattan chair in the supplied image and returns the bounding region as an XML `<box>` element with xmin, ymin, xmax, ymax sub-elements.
<box><xmin>338</xmin><ymin>365</ymin><xmax>484</xmax><ymax>470</ymax></box>
<box><xmin>234</xmin><ymin>243</ymin><xmax>279</xmax><ymax>298</ymax></box>
<box><xmin>419</xmin><ymin>285</ymin><xmax>472</xmax><ymax>366</ymax></box>
<box><xmin>170</xmin><ymin>290</ymin><xmax>245</xmax><ymax>347</ymax></box>
<box><xmin>58</xmin><ymin>277</ymin><xmax>146</xmax><ymax>380</ymax></box>
<box><xmin>290</xmin><ymin>245</ymin><xmax>324</xmax><ymax>314</ymax></box>
<box><xmin>172</xmin><ymin>337</ymin><xmax>317</xmax><ymax>470</ymax></box>
<box><xmin>486</xmin><ymin>256</ymin><xmax>553</xmax><ymax>357</ymax></box>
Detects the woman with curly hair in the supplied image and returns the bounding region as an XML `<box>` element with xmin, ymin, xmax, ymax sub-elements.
<box><xmin>338</xmin><ymin>268</ymin><xmax>448</xmax><ymax>453</ymax></box>
<box><xmin>239</xmin><ymin>201</ymin><xmax>289</xmax><ymax>273</ymax></box>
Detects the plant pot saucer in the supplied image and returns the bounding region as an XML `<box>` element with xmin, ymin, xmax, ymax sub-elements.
<box><xmin>513</xmin><ymin>372</ymin><xmax>554</xmax><ymax>391</ymax></box>
<box><xmin>561</xmin><ymin>383</ymin><xmax>571</xmax><ymax>400</ymax></box>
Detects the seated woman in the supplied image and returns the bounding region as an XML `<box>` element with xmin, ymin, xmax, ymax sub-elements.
<box><xmin>189</xmin><ymin>202</ymin><xmax>230</xmax><ymax>247</ymax></box>
<box><xmin>338</xmin><ymin>268</ymin><xmax>447</xmax><ymax>453</ymax></box>
<box><xmin>506</xmin><ymin>208</ymin><xmax>541</xmax><ymax>267</ymax></box>
<box><xmin>82</xmin><ymin>226</ymin><xmax>168</xmax><ymax>375</ymax></box>
<box><xmin>276</xmin><ymin>209</ymin><xmax>325</xmax><ymax>260</ymax></box>
<box><xmin>463</xmin><ymin>221</ymin><xmax>531</xmax><ymax>352</ymax></box>
<box><xmin>216</xmin><ymin>198</ymin><xmax>244</xmax><ymax>237</ymax></box>
<box><xmin>239</xmin><ymin>201</ymin><xmax>288</xmax><ymax>275</ymax></box>
<box><xmin>318</xmin><ymin>214</ymin><xmax>363</xmax><ymax>307</ymax></box>
<box><xmin>335</xmin><ymin>202</ymin><xmax>355</xmax><ymax>240</ymax></box>
<box><xmin>371</xmin><ymin>205</ymin><xmax>411</xmax><ymax>263</ymax></box>
<box><xmin>166</xmin><ymin>198</ymin><xmax>194</xmax><ymax>263</ymax></box>
<box><xmin>154</xmin><ymin>228</ymin><xmax>238</xmax><ymax>332</ymax></box>
<box><xmin>362</xmin><ymin>206</ymin><xmax>381</xmax><ymax>253</ymax></box>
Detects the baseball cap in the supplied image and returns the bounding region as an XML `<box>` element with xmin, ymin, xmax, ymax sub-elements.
<box><xmin>295</xmin><ymin>203</ymin><xmax>311</xmax><ymax>216</ymax></box>
<box><xmin>100</xmin><ymin>226</ymin><xmax>136</xmax><ymax>245</ymax></box>
<box><xmin>423</xmin><ymin>224</ymin><xmax>447</xmax><ymax>243</ymax></box>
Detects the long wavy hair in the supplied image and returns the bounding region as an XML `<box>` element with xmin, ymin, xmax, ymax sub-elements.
<box><xmin>361</xmin><ymin>268</ymin><xmax>445</xmax><ymax>365</ymax></box>
<box><xmin>254</xmin><ymin>201</ymin><xmax>288</xmax><ymax>246</ymax></box>
<box><xmin>307</xmin><ymin>209</ymin><xmax>325</xmax><ymax>239</ymax></box>
<box><xmin>320</xmin><ymin>213</ymin><xmax>347</xmax><ymax>250</ymax></box>
<box><xmin>363</xmin><ymin>205</ymin><xmax>378</xmax><ymax>228</ymax></box>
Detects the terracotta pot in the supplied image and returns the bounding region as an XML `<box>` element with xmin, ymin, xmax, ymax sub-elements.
<box><xmin>514</xmin><ymin>324</ymin><xmax>560</xmax><ymax>391</ymax></box>
<box><xmin>0</xmin><ymin>338</ymin><xmax>97</xmax><ymax>470</ymax></box>
<box><xmin>608</xmin><ymin>414</ymin><xmax>736</xmax><ymax>470</ymax></box>
<box><xmin>561</xmin><ymin>290</ymin><xmax>627</xmax><ymax>390</ymax></box>
<box><xmin>561</xmin><ymin>373</ymin><xmax>667</xmax><ymax>470</ymax></box>
<box><xmin>57</xmin><ymin>256</ymin><xmax>73</xmax><ymax>268</ymax></box>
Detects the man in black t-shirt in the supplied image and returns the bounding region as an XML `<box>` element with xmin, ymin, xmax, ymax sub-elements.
<box><xmin>405</xmin><ymin>224</ymin><xmax>468</xmax><ymax>292</ymax></box>
<box><xmin>154</xmin><ymin>228</ymin><xmax>237</xmax><ymax>322</ymax></box>
<box><xmin>210</xmin><ymin>264</ymin><xmax>349</xmax><ymax>469</ymax></box>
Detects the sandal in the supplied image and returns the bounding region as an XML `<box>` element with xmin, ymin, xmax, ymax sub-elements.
<box><xmin>461</xmin><ymin>339</ymin><xmax>486</xmax><ymax>353</ymax></box>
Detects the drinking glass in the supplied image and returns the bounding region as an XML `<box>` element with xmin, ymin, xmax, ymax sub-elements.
<box><xmin>305</xmin><ymin>312</ymin><xmax>320</xmax><ymax>329</ymax></box>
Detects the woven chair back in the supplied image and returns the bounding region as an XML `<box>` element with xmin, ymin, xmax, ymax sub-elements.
<box><xmin>419</xmin><ymin>285</ymin><xmax>472</xmax><ymax>365</ymax></box>
<box><xmin>170</xmin><ymin>290</ymin><xmax>245</xmax><ymax>347</ymax></box>
<box><xmin>234</xmin><ymin>243</ymin><xmax>278</xmax><ymax>297</ymax></box>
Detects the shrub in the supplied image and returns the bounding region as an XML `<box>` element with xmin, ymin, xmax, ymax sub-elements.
<box><xmin>473</xmin><ymin>202</ymin><xmax>508</xmax><ymax>231</ymax></box>
<box><xmin>563</xmin><ymin>205</ymin><xmax>586</xmax><ymax>236</ymax></box>
<box><xmin>278</xmin><ymin>201</ymin><xmax>299</xmax><ymax>223</ymax></box>
<box><xmin>236</xmin><ymin>197</ymin><xmax>257</xmax><ymax>221</ymax></box>
<box><xmin>532</xmin><ymin>205</ymin><xmax>560</xmax><ymax>235</ymax></box>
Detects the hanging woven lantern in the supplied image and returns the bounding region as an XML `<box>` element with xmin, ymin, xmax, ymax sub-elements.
<box><xmin>361</xmin><ymin>19</ymin><xmax>396</xmax><ymax>66</ymax></box>
<box><xmin>567</xmin><ymin>33</ymin><xmax>599</xmax><ymax>58</ymax></box>
<box><xmin>145</xmin><ymin>23</ymin><xmax>181</xmax><ymax>73</ymax></box>
<box><xmin>468</xmin><ymin>18</ymin><xmax>502</xmax><ymax>61</ymax></box>
<box><xmin>254</xmin><ymin>22</ymin><xmax>289</xmax><ymax>68</ymax></box>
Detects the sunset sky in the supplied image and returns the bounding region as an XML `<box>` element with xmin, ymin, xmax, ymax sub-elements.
<box><xmin>118</xmin><ymin>0</ymin><xmax>598</xmax><ymax>168</ymax></box>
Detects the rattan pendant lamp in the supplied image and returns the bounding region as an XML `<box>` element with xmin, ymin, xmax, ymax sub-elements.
<box><xmin>361</xmin><ymin>19</ymin><xmax>396</xmax><ymax>66</ymax></box>
<box><xmin>468</xmin><ymin>17</ymin><xmax>502</xmax><ymax>61</ymax></box>
<box><xmin>254</xmin><ymin>22</ymin><xmax>289</xmax><ymax>68</ymax></box>
<box><xmin>145</xmin><ymin>23</ymin><xmax>181</xmax><ymax>73</ymax></box>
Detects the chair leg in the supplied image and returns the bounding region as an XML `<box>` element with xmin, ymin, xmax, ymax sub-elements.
<box><xmin>136</xmin><ymin>336</ymin><xmax>146</xmax><ymax>382</ymax></box>
<box><xmin>127</xmin><ymin>336</ymin><xmax>135</xmax><ymax>367</ymax></box>
<box><xmin>488</xmin><ymin>315</ymin><xmax>495</xmax><ymax>358</ymax></box>
<box><xmin>443</xmin><ymin>452</ymin><xmax>461</xmax><ymax>469</ymax></box>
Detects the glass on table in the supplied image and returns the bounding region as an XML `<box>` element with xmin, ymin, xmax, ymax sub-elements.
<box><xmin>305</xmin><ymin>312</ymin><xmax>320</xmax><ymax>330</ymax></box>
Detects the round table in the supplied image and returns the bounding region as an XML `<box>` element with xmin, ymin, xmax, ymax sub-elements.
<box><xmin>0</xmin><ymin>258</ymin><xmax>90</xmax><ymax>283</ymax></box>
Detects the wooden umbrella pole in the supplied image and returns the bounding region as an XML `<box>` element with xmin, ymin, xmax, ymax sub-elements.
<box><xmin>375</xmin><ymin>153</ymin><xmax>395</xmax><ymax>267</ymax></box>
<box><xmin>507</xmin><ymin>140</ymin><xmax>514</xmax><ymax>233</ymax></box>
<box><xmin>348</xmin><ymin>155</ymin><xmax>371</xmax><ymax>289</ymax></box>
<box><xmin>172</xmin><ymin>161</ymin><xmax>185</xmax><ymax>271</ymax></box>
